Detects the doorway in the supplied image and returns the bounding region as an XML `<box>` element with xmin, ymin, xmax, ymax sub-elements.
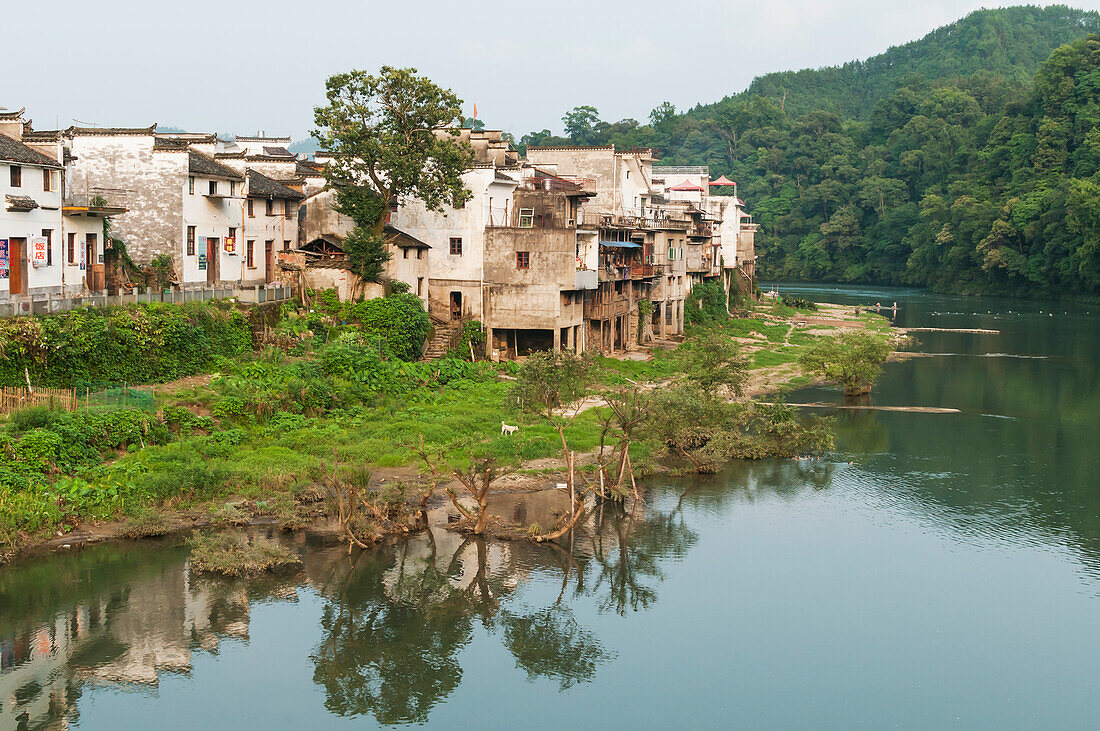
<box><xmin>85</xmin><ymin>233</ymin><xmax>103</xmax><ymax>291</ymax></box>
<box><xmin>265</xmin><ymin>240</ymin><xmax>274</xmax><ymax>283</ymax></box>
<box><xmin>8</xmin><ymin>238</ymin><xmax>26</xmax><ymax>295</ymax></box>
<box><xmin>449</xmin><ymin>291</ymin><xmax>462</xmax><ymax>321</ymax></box>
<box><xmin>206</xmin><ymin>237</ymin><xmax>219</xmax><ymax>285</ymax></box>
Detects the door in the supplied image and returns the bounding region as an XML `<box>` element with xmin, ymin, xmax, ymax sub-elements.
<box><xmin>9</xmin><ymin>238</ymin><xmax>25</xmax><ymax>295</ymax></box>
<box><xmin>86</xmin><ymin>233</ymin><xmax>103</xmax><ymax>291</ymax></box>
<box><xmin>449</xmin><ymin>291</ymin><xmax>462</xmax><ymax>321</ymax></box>
<box><xmin>265</xmin><ymin>240</ymin><xmax>274</xmax><ymax>283</ymax></box>
<box><xmin>206</xmin><ymin>238</ymin><xmax>219</xmax><ymax>285</ymax></box>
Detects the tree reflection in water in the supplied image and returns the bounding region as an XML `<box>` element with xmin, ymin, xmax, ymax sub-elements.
<box><xmin>309</xmin><ymin>493</ymin><xmax>708</xmax><ymax>724</ymax></box>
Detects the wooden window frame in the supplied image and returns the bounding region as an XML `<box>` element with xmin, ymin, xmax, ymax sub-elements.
<box><xmin>42</xmin><ymin>169</ymin><xmax>52</xmax><ymax>192</ymax></box>
<box><xmin>449</xmin><ymin>237</ymin><xmax>462</xmax><ymax>256</ymax></box>
<box><xmin>516</xmin><ymin>251</ymin><xmax>530</xmax><ymax>269</ymax></box>
<box><xmin>67</xmin><ymin>233</ymin><xmax>76</xmax><ymax>264</ymax></box>
<box><xmin>247</xmin><ymin>198</ymin><xmax>255</xmax><ymax>218</ymax></box>
<box><xmin>188</xmin><ymin>176</ymin><xmax>195</xmax><ymax>195</ymax></box>
<box><xmin>246</xmin><ymin>240</ymin><xmax>255</xmax><ymax>269</ymax></box>
<box><xmin>10</xmin><ymin>165</ymin><xmax>21</xmax><ymax>187</ymax></box>
<box><xmin>186</xmin><ymin>226</ymin><xmax>196</xmax><ymax>256</ymax></box>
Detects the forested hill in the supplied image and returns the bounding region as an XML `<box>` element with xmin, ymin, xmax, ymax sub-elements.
<box><xmin>711</xmin><ymin>5</ymin><xmax>1100</xmax><ymax>121</ymax></box>
<box><xmin>518</xmin><ymin>5</ymin><xmax>1100</xmax><ymax>297</ymax></box>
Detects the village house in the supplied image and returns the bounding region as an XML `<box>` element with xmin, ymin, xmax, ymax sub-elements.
<box><xmin>0</xmin><ymin>109</ymin><xmax>127</xmax><ymax>305</ymax></box>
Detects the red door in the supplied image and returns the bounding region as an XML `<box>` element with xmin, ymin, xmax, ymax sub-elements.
<box><xmin>206</xmin><ymin>238</ymin><xmax>218</xmax><ymax>285</ymax></box>
<box><xmin>9</xmin><ymin>238</ymin><xmax>25</xmax><ymax>295</ymax></box>
<box><xmin>265</xmin><ymin>241</ymin><xmax>274</xmax><ymax>283</ymax></box>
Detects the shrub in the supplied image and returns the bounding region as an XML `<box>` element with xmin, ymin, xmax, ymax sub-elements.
<box><xmin>685</xmin><ymin>280</ymin><xmax>729</xmax><ymax>326</ymax></box>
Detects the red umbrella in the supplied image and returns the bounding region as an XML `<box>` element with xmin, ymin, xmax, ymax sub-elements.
<box><xmin>709</xmin><ymin>175</ymin><xmax>737</xmax><ymax>186</ymax></box>
<box><xmin>669</xmin><ymin>180</ymin><xmax>705</xmax><ymax>192</ymax></box>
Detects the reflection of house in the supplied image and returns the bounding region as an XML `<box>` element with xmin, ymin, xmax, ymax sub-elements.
<box><xmin>0</xmin><ymin>545</ymin><xmax>298</xmax><ymax>729</ymax></box>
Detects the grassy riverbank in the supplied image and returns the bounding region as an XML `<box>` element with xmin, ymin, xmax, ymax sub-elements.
<box><xmin>0</xmin><ymin>297</ymin><xmax>897</xmax><ymax>563</ymax></box>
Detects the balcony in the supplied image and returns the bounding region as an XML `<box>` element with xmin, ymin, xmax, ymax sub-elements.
<box><xmin>575</xmin><ymin>269</ymin><xmax>598</xmax><ymax>290</ymax></box>
<box><xmin>599</xmin><ymin>212</ymin><xmax>690</xmax><ymax>231</ymax></box>
<box><xmin>522</xmin><ymin>175</ymin><xmax>596</xmax><ymax>197</ymax></box>
<box><xmin>584</xmin><ymin>298</ymin><xmax>631</xmax><ymax>321</ymax></box>
<box><xmin>62</xmin><ymin>192</ymin><xmax>128</xmax><ymax>217</ymax></box>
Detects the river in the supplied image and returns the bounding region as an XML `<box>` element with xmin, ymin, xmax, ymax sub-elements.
<box><xmin>2</xmin><ymin>285</ymin><xmax>1098</xmax><ymax>729</ymax></box>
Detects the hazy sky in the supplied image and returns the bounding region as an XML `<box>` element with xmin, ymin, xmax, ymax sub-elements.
<box><xmin>7</xmin><ymin>0</ymin><xmax>1100</xmax><ymax>141</ymax></box>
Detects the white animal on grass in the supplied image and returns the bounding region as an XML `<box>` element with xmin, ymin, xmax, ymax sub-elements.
<box><xmin>501</xmin><ymin>422</ymin><xmax>519</xmax><ymax>436</ymax></box>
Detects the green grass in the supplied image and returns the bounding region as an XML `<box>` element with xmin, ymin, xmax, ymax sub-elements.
<box><xmin>725</xmin><ymin>318</ymin><xmax>789</xmax><ymax>343</ymax></box>
<box><xmin>751</xmin><ymin>349</ymin><xmax>800</xmax><ymax>369</ymax></box>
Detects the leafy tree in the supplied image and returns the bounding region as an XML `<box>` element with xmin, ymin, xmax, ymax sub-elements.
<box><xmin>314</xmin><ymin>66</ymin><xmax>474</xmax><ymax>282</ymax></box>
<box><xmin>798</xmin><ymin>331</ymin><xmax>893</xmax><ymax>395</ymax></box>
<box><xmin>673</xmin><ymin>329</ymin><xmax>748</xmax><ymax>397</ymax></box>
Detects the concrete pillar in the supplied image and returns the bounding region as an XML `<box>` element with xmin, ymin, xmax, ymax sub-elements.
<box><xmin>485</xmin><ymin>326</ymin><xmax>494</xmax><ymax>359</ymax></box>
<box><xmin>553</xmin><ymin>327</ymin><xmax>561</xmax><ymax>352</ymax></box>
<box><xmin>566</xmin><ymin>325</ymin><xmax>574</xmax><ymax>351</ymax></box>
<box><xmin>660</xmin><ymin>302</ymin><xmax>667</xmax><ymax>338</ymax></box>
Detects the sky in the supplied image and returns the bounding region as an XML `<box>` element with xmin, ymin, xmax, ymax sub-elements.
<box><xmin>6</xmin><ymin>0</ymin><xmax>1100</xmax><ymax>142</ymax></box>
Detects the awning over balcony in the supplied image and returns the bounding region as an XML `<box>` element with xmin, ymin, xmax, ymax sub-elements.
<box><xmin>599</xmin><ymin>241</ymin><xmax>641</xmax><ymax>249</ymax></box>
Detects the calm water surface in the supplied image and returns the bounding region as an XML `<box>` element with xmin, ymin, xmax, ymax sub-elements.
<box><xmin>2</xmin><ymin>285</ymin><xmax>1099</xmax><ymax>729</ymax></box>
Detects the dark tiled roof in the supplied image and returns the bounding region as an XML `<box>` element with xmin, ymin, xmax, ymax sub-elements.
<box><xmin>0</xmin><ymin>107</ymin><xmax>26</xmax><ymax>120</ymax></box>
<box><xmin>247</xmin><ymin>169</ymin><xmax>304</xmax><ymax>200</ymax></box>
<box><xmin>296</xmin><ymin>159</ymin><xmax>325</xmax><ymax>176</ymax></box>
<box><xmin>262</xmin><ymin>146</ymin><xmax>293</xmax><ymax>157</ymax></box>
<box><xmin>22</xmin><ymin>129</ymin><xmax>62</xmax><ymax>142</ymax></box>
<box><xmin>384</xmin><ymin>225</ymin><xmax>430</xmax><ymax>250</ymax></box>
<box><xmin>0</xmin><ymin>133</ymin><xmax>61</xmax><ymax>168</ymax></box>
<box><xmin>67</xmin><ymin>125</ymin><xmax>157</xmax><ymax>136</ymax></box>
<box><xmin>153</xmin><ymin>137</ymin><xmax>190</xmax><ymax>151</ymax></box>
<box><xmin>6</xmin><ymin>194</ymin><xmax>39</xmax><ymax>211</ymax></box>
<box><xmin>188</xmin><ymin>150</ymin><xmax>243</xmax><ymax>180</ymax></box>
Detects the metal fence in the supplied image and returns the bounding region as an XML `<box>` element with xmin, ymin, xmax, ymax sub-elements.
<box><xmin>0</xmin><ymin>285</ymin><xmax>292</xmax><ymax>318</ymax></box>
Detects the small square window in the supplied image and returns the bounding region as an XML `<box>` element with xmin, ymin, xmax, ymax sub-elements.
<box><xmin>518</xmin><ymin>208</ymin><xmax>534</xmax><ymax>228</ymax></box>
<box><xmin>403</xmin><ymin>249</ymin><xmax>409</xmax><ymax>259</ymax></box>
<box><xmin>449</xmin><ymin>237</ymin><xmax>462</xmax><ymax>256</ymax></box>
<box><xmin>208</xmin><ymin>181</ymin><xmax>217</xmax><ymax>196</ymax></box>
<box><xmin>188</xmin><ymin>176</ymin><xmax>195</xmax><ymax>195</ymax></box>
<box><xmin>516</xmin><ymin>251</ymin><xmax>530</xmax><ymax>269</ymax></box>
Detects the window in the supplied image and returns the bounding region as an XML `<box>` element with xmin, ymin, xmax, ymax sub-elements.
<box><xmin>228</xmin><ymin>227</ymin><xmax>237</xmax><ymax>242</ymax></box>
<box><xmin>449</xmin><ymin>237</ymin><xmax>462</xmax><ymax>255</ymax></box>
<box><xmin>283</xmin><ymin>240</ymin><xmax>291</xmax><ymax>251</ymax></box>
<box><xmin>416</xmin><ymin>277</ymin><xmax>424</xmax><ymax>297</ymax></box>
<box><xmin>42</xmin><ymin>230</ymin><xmax>53</xmax><ymax>266</ymax></box>
<box><xmin>230</xmin><ymin>182</ymin><xmax>236</xmax><ymax>197</ymax></box>
<box><xmin>67</xmin><ymin>233</ymin><xmax>76</xmax><ymax>264</ymax></box>
<box><xmin>416</xmin><ymin>248</ymin><xmax>424</xmax><ymax>259</ymax></box>
<box><xmin>668</xmin><ymin>246</ymin><xmax>675</xmax><ymax>260</ymax></box>
<box><xmin>246</xmin><ymin>240</ymin><xmax>255</xmax><ymax>268</ymax></box>
<box><xmin>10</xmin><ymin>165</ymin><xmax>21</xmax><ymax>187</ymax></box>
<box><xmin>247</xmin><ymin>198</ymin><xmax>254</xmax><ymax>217</ymax></box>
<box><xmin>265</xmin><ymin>199</ymin><xmax>273</xmax><ymax>216</ymax></box>
<box><xmin>518</xmin><ymin>208</ymin><xmax>534</xmax><ymax>228</ymax></box>
<box><xmin>188</xmin><ymin>176</ymin><xmax>195</xmax><ymax>195</ymax></box>
<box><xmin>208</xmin><ymin>180</ymin><xmax>217</xmax><ymax>196</ymax></box>
<box><xmin>186</xmin><ymin>226</ymin><xmax>196</xmax><ymax>256</ymax></box>
<box><xmin>284</xmin><ymin>200</ymin><xmax>294</xmax><ymax>219</ymax></box>
<box><xmin>516</xmin><ymin>251</ymin><xmax>530</xmax><ymax>269</ymax></box>
<box><xmin>403</xmin><ymin>248</ymin><xmax>409</xmax><ymax>259</ymax></box>
<box><xmin>42</xmin><ymin>169</ymin><xmax>52</xmax><ymax>192</ymax></box>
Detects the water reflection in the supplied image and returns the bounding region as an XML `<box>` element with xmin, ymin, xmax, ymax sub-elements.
<box><xmin>0</xmin><ymin>531</ymin><xmax>302</xmax><ymax>729</ymax></box>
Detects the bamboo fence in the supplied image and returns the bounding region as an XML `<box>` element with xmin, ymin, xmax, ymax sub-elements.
<box><xmin>0</xmin><ymin>386</ymin><xmax>77</xmax><ymax>415</ymax></box>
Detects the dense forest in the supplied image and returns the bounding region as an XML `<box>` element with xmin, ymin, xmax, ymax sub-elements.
<box><xmin>518</xmin><ymin>6</ymin><xmax>1100</xmax><ymax>296</ymax></box>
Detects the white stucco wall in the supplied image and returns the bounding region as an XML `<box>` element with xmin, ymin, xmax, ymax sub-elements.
<box><xmin>0</xmin><ymin>161</ymin><xmax>64</xmax><ymax>296</ymax></box>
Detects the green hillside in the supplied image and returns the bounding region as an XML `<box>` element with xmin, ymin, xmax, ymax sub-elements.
<box><xmin>518</xmin><ymin>5</ymin><xmax>1100</xmax><ymax>297</ymax></box>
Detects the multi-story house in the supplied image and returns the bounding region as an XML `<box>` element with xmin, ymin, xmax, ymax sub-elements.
<box><xmin>0</xmin><ymin>112</ymin><xmax>64</xmax><ymax>300</ymax></box>
<box><xmin>1</xmin><ymin>109</ymin><xmax>127</xmax><ymax>304</ymax></box>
